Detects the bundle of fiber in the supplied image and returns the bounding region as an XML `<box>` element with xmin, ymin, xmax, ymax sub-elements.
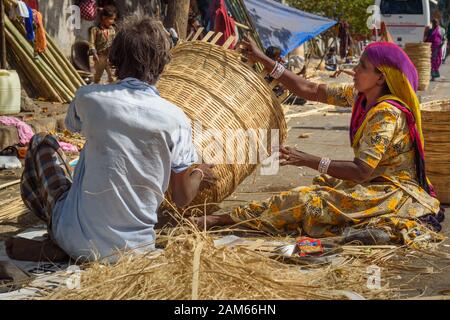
<box><xmin>404</xmin><ymin>43</ymin><xmax>432</xmax><ymax>91</ymax></box>
<box><xmin>42</xmin><ymin>225</ymin><xmax>400</xmax><ymax>300</ymax></box>
<box><xmin>157</xmin><ymin>30</ymin><xmax>288</xmax><ymax>214</ymax></box>
<box><xmin>421</xmin><ymin>99</ymin><xmax>450</xmax><ymax>203</ymax></box>
<box><xmin>0</xmin><ymin>196</ymin><xmax>29</xmax><ymax>223</ymax></box>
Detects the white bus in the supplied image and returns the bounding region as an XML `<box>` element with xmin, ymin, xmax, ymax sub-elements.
<box><xmin>375</xmin><ymin>0</ymin><xmax>433</xmax><ymax>47</ymax></box>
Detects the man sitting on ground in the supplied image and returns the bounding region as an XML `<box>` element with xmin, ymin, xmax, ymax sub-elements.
<box><xmin>6</xmin><ymin>16</ymin><xmax>214</xmax><ymax>263</ymax></box>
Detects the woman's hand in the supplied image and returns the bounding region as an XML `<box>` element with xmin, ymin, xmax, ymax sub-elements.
<box><xmin>239</xmin><ymin>35</ymin><xmax>266</xmax><ymax>65</ymax></box>
<box><xmin>279</xmin><ymin>146</ymin><xmax>307</xmax><ymax>167</ymax></box>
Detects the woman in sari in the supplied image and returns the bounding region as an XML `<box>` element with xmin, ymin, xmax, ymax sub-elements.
<box><xmin>194</xmin><ymin>39</ymin><xmax>445</xmax><ymax>245</ymax></box>
<box><xmin>425</xmin><ymin>18</ymin><xmax>444</xmax><ymax>80</ymax></box>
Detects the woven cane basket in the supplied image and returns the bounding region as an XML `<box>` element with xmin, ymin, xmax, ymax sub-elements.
<box><xmin>404</xmin><ymin>43</ymin><xmax>432</xmax><ymax>91</ymax></box>
<box><xmin>157</xmin><ymin>35</ymin><xmax>287</xmax><ymax>214</ymax></box>
<box><xmin>421</xmin><ymin>99</ymin><xmax>450</xmax><ymax>204</ymax></box>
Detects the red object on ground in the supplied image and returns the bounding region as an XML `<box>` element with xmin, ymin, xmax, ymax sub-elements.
<box><xmin>296</xmin><ymin>237</ymin><xmax>324</xmax><ymax>257</ymax></box>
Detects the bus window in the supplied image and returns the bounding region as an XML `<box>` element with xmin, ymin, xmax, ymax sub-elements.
<box><xmin>380</xmin><ymin>0</ymin><xmax>424</xmax><ymax>15</ymax></box>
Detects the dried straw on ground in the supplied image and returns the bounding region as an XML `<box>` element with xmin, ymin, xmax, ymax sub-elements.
<box><xmin>421</xmin><ymin>99</ymin><xmax>450</xmax><ymax>203</ymax></box>
<box><xmin>43</xmin><ymin>246</ymin><xmax>392</xmax><ymax>300</ymax></box>
<box><xmin>42</xmin><ymin>220</ymin><xmax>404</xmax><ymax>300</ymax></box>
<box><xmin>157</xmin><ymin>34</ymin><xmax>287</xmax><ymax>214</ymax></box>
<box><xmin>40</xmin><ymin>220</ymin><xmax>450</xmax><ymax>301</ymax></box>
<box><xmin>404</xmin><ymin>43</ymin><xmax>432</xmax><ymax>91</ymax></box>
<box><xmin>0</xmin><ymin>196</ymin><xmax>29</xmax><ymax>223</ymax></box>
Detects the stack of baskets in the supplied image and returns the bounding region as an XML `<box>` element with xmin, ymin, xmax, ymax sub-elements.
<box><xmin>404</xmin><ymin>43</ymin><xmax>432</xmax><ymax>91</ymax></box>
<box><xmin>157</xmin><ymin>33</ymin><xmax>287</xmax><ymax>214</ymax></box>
<box><xmin>421</xmin><ymin>99</ymin><xmax>450</xmax><ymax>204</ymax></box>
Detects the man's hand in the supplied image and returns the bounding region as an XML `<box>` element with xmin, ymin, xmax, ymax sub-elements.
<box><xmin>93</xmin><ymin>53</ymin><xmax>99</xmax><ymax>63</ymax></box>
<box><xmin>171</xmin><ymin>164</ymin><xmax>217</xmax><ymax>208</ymax></box>
<box><xmin>195</xmin><ymin>164</ymin><xmax>217</xmax><ymax>187</ymax></box>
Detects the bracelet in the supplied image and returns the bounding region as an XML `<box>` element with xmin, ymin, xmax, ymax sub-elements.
<box><xmin>318</xmin><ymin>157</ymin><xmax>331</xmax><ymax>174</ymax></box>
<box><xmin>269</xmin><ymin>61</ymin><xmax>286</xmax><ymax>79</ymax></box>
<box><xmin>190</xmin><ymin>168</ymin><xmax>205</xmax><ymax>181</ymax></box>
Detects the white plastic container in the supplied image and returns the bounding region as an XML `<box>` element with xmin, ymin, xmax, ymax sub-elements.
<box><xmin>0</xmin><ymin>69</ymin><xmax>21</xmax><ymax>115</ymax></box>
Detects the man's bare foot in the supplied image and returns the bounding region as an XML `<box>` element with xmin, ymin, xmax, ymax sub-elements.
<box><xmin>189</xmin><ymin>214</ymin><xmax>235</xmax><ymax>230</ymax></box>
<box><xmin>5</xmin><ymin>237</ymin><xmax>70</xmax><ymax>262</ymax></box>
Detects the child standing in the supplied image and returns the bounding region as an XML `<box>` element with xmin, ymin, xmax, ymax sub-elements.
<box><xmin>325</xmin><ymin>47</ymin><xmax>338</xmax><ymax>72</ymax></box>
<box><xmin>89</xmin><ymin>6</ymin><xmax>117</xmax><ymax>83</ymax></box>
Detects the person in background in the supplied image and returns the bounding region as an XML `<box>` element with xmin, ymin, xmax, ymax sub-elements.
<box><xmin>445</xmin><ymin>21</ymin><xmax>450</xmax><ymax>64</ymax></box>
<box><xmin>265</xmin><ymin>46</ymin><xmax>285</xmax><ymax>64</ymax></box>
<box><xmin>338</xmin><ymin>20</ymin><xmax>351</xmax><ymax>60</ymax></box>
<box><xmin>325</xmin><ymin>47</ymin><xmax>338</xmax><ymax>72</ymax></box>
<box><xmin>188</xmin><ymin>0</ymin><xmax>205</xmax><ymax>36</ymax></box>
<box><xmin>89</xmin><ymin>5</ymin><xmax>118</xmax><ymax>84</ymax></box>
<box><xmin>424</xmin><ymin>18</ymin><xmax>445</xmax><ymax>80</ymax></box>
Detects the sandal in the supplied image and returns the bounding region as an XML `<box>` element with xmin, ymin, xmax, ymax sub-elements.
<box><xmin>0</xmin><ymin>146</ymin><xmax>19</xmax><ymax>157</ymax></box>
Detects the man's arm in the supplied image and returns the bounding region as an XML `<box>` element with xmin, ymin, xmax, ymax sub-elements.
<box><xmin>170</xmin><ymin>164</ymin><xmax>215</xmax><ymax>208</ymax></box>
<box><xmin>65</xmin><ymin>100</ymin><xmax>82</xmax><ymax>133</ymax></box>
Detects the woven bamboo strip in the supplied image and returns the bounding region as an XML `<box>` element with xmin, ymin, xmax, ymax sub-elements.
<box><xmin>201</xmin><ymin>31</ymin><xmax>215</xmax><ymax>43</ymax></box>
<box><xmin>191</xmin><ymin>27</ymin><xmax>205</xmax><ymax>41</ymax></box>
<box><xmin>210</xmin><ymin>32</ymin><xmax>223</xmax><ymax>45</ymax></box>
<box><xmin>222</xmin><ymin>36</ymin><xmax>236</xmax><ymax>50</ymax></box>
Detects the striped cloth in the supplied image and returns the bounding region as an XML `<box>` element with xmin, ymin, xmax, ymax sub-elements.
<box><xmin>20</xmin><ymin>133</ymin><xmax>72</xmax><ymax>235</ymax></box>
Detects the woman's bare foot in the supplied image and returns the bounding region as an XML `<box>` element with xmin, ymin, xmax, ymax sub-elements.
<box><xmin>190</xmin><ymin>214</ymin><xmax>235</xmax><ymax>230</ymax></box>
<box><xmin>5</xmin><ymin>237</ymin><xmax>70</xmax><ymax>262</ymax></box>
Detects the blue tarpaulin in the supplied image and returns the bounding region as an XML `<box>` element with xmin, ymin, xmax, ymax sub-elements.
<box><xmin>244</xmin><ymin>0</ymin><xmax>337</xmax><ymax>56</ymax></box>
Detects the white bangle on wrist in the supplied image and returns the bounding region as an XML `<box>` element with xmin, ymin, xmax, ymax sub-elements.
<box><xmin>190</xmin><ymin>168</ymin><xmax>205</xmax><ymax>181</ymax></box>
<box><xmin>269</xmin><ymin>61</ymin><xmax>285</xmax><ymax>79</ymax></box>
<box><xmin>318</xmin><ymin>157</ymin><xmax>331</xmax><ymax>174</ymax></box>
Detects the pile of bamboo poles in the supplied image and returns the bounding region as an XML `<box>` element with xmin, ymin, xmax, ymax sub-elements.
<box><xmin>4</xmin><ymin>0</ymin><xmax>85</xmax><ymax>102</ymax></box>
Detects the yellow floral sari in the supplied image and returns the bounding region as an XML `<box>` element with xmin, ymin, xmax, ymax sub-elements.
<box><xmin>229</xmin><ymin>84</ymin><xmax>442</xmax><ymax>244</ymax></box>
